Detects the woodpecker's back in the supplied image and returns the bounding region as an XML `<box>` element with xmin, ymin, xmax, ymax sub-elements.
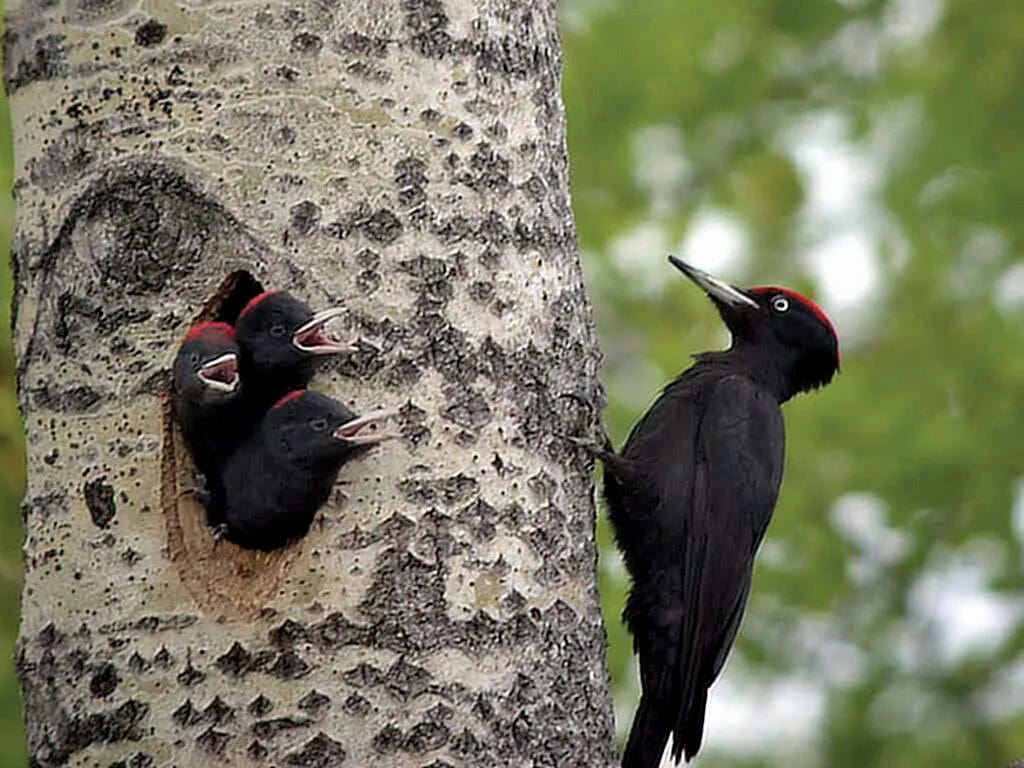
<box><xmin>605</xmin><ymin>360</ymin><xmax>784</xmax><ymax>767</ymax></box>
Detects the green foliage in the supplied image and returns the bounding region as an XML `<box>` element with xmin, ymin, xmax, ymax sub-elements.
<box><xmin>0</xmin><ymin>21</ymin><xmax>26</xmax><ymax>765</ymax></box>
<box><xmin>0</xmin><ymin>1</ymin><xmax>1022</xmax><ymax>766</ymax></box>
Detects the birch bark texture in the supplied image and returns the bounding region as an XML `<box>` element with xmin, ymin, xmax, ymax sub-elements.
<box><xmin>5</xmin><ymin>1</ymin><xmax>616</xmax><ymax>766</ymax></box>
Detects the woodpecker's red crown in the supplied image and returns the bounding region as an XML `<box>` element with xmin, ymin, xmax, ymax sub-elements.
<box><xmin>273</xmin><ymin>390</ymin><xmax>306</xmax><ymax>409</ymax></box>
<box><xmin>184</xmin><ymin>321</ymin><xmax>236</xmax><ymax>344</ymax></box>
<box><xmin>239</xmin><ymin>290</ymin><xmax>281</xmax><ymax>319</ymax></box>
<box><xmin>750</xmin><ymin>286</ymin><xmax>839</xmax><ymax>362</ymax></box>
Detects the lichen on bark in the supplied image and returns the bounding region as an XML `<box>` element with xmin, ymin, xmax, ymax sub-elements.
<box><xmin>6</xmin><ymin>0</ymin><xmax>616</xmax><ymax>765</ymax></box>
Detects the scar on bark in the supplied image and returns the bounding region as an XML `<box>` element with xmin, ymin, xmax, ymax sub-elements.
<box><xmin>162</xmin><ymin>270</ymin><xmax>302</xmax><ymax>620</ymax></box>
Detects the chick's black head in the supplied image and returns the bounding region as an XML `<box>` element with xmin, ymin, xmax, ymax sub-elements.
<box><xmin>235</xmin><ymin>291</ymin><xmax>352</xmax><ymax>378</ymax></box>
<box><xmin>264</xmin><ymin>390</ymin><xmax>394</xmax><ymax>469</ymax></box>
<box><xmin>173</xmin><ymin>322</ymin><xmax>240</xmax><ymax>406</ymax></box>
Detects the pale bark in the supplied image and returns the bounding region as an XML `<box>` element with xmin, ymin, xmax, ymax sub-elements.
<box><xmin>5</xmin><ymin>1</ymin><xmax>615</xmax><ymax>765</ymax></box>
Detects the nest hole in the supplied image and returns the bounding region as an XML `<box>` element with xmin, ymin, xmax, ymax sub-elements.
<box><xmin>160</xmin><ymin>271</ymin><xmax>302</xmax><ymax>620</ymax></box>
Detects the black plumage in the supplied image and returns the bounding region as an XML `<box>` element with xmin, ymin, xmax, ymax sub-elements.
<box><xmin>599</xmin><ymin>257</ymin><xmax>839</xmax><ymax>767</ymax></box>
<box><xmin>172</xmin><ymin>321</ymin><xmax>243</xmax><ymax>525</ymax></box>
<box><xmin>221</xmin><ymin>390</ymin><xmax>394</xmax><ymax>551</ymax></box>
<box><xmin>235</xmin><ymin>290</ymin><xmax>354</xmax><ymax>415</ymax></box>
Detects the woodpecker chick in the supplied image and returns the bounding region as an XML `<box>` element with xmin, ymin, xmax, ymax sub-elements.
<box><xmin>235</xmin><ymin>290</ymin><xmax>357</xmax><ymax>414</ymax></box>
<box><xmin>596</xmin><ymin>256</ymin><xmax>839</xmax><ymax>767</ymax></box>
<box><xmin>221</xmin><ymin>390</ymin><xmax>395</xmax><ymax>551</ymax></box>
<box><xmin>172</xmin><ymin>321</ymin><xmax>243</xmax><ymax>524</ymax></box>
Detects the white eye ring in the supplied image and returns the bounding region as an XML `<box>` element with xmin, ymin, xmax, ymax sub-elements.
<box><xmin>772</xmin><ymin>296</ymin><xmax>790</xmax><ymax>312</ymax></box>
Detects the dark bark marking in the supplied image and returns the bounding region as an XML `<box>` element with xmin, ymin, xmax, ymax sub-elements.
<box><xmin>88</xmin><ymin>662</ymin><xmax>119</xmax><ymax>698</ymax></box>
<box><xmin>297</xmin><ymin>690</ymin><xmax>330</xmax><ymax>717</ymax></box>
<box><xmin>398</xmin><ymin>473</ymin><xmax>478</xmax><ymax>506</ymax></box>
<box><xmin>267</xmin><ymin>649</ymin><xmax>311</xmax><ymax>680</ymax></box>
<box><xmin>461</xmin><ymin>143</ymin><xmax>512</xmax><ymax>195</ymax></box>
<box><xmin>202</xmin><ymin>696</ymin><xmax>235</xmax><ymax>726</ymax></box>
<box><xmin>334</xmin><ymin>513</ymin><xmax>416</xmax><ymax>551</ymax></box>
<box><xmin>342</xmin><ymin>693</ymin><xmax>370</xmax><ymax>717</ymax></box>
<box><xmin>108</xmin><ymin>752</ymin><xmax>155</xmax><ymax>768</ymax></box>
<box><xmin>83</xmin><ymin>478</ymin><xmax>116</xmax><ymax>528</ymax></box>
<box><xmin>17</xmin><ymin>644</ymin><xmax>150</xmax><ymax>768</ymax></box>
<box><xmin>404</xmin><ymin>720</ymin><xmax>450</xmax><ymax>753</ymax></box>
<box><xmin>252</xmin><ymin>716</ymin><xmax>311</xmax><ymax>740</ymax></box>
<box><xmin>22</xmin><ymin>491</ymin><xmax>68</xmax><ymax>523</ymax></box>
<box><xmin>373</xmin><ymin>723</ymin><xmax>404</xmax><ymax>755</ymax></box>
<box><xmin>176</xmin><ymin>655</ymin><xmax>205</xmax><ymax>687</ymax></box>
<box><xmin>269</xmin><ymin>618</ymin><xmax>310</xmax><ymax>649</ymax></box>
<box><xmin>134</xmin><ymin>19</ymin><xmax>167</xmax><ymax>47</ymax></box>
<box><xmin>64</xmin><ymin>0</ymin><xmax>137</xmax><ymax>26</ymax></box>
<box><xmin>247</xmin><ymin>694</ymin><xmax>273</xmax><ymax>717</ymax></box>
<box><xmin>342</xmin><ymin>662</ymin><xmax>385</xmax><ymax>689</ymax></box>
<box><xmin>171</xmin><ymin>699</ymin><xmax>202</xmax><ymax>727</ymax></box>
<box><xmin>195</xmin><ymin>726</ymin><xmax>230</xmax><ymax>756</ymax></box>
<box><xmin>291</xmin><ymin>32</ymin><xmax>323</xmax><ymax>55</ymax></box>
<box><xmin>285</xmin><ymin>732</ymin><xmax>346</xmax><ymax>767</ymax></box>
<box><xmin>311</xmin><ymin>611</ymin><xmax>369</xmax><ymax>650</ymax></box>
<box><xmin>290</xmin><ymin>200</ymin><xmax>322</xmax><ymax>235</ymax></box>
<box><xmin>385</xmin><ymin>657</ymin><xmax>432</xmax><ymax>701</ymax></box>
<box><xmin>215</xmin><ymin>642</ymin><xmax>253</xmax><ymax>678</ymax></box>
<box><xmin>33</xmin><ymin>383</ymin><xmax>105</xmax><ymax>413</ymax></box>
<box><xmin>404</xmin><ymin>0</ymin><xmax>451</xmax><ymax>59</ymax></box>
<box><xmin>28</xmin><ymin>126</ymin><xmax>94</xmax><ymax>191</ymax></box>
<box><xmin>247</xmin><ymin>740</ymin><xmax>269</xmax><ymax>760</ymax></box>
<box><xmin>5</xmin><ymin>31</ymin><xmax>67</xmax><ymax>92</ymax></box>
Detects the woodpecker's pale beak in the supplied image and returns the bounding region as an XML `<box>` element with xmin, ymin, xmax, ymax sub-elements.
<box><xmin>292</xmin><ymin>308</ymin><xmax>357</xmax><ymax>355</ymax></box>
<box><xmin>197</xmin><ymin>352</ymin><xmax>240</xmax><ymax>393</ymax></box>
<box><xmin>668</xmin><ymin>256</ymin><xmax>758</xmax><ymax>309</ymax></box>
<box><xmin>332</xmin><ymin>409</ymin><xmax>399</xmax><ymax>446</ymax></box>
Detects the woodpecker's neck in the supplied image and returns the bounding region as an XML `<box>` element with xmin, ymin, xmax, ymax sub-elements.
<box><xmin>694</xmin><ymin>345</ymin><xmax>800</xmax><ymax>403</ymax></box>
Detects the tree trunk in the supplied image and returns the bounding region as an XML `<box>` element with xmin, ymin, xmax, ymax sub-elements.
<box><xmin>5</xmin><ymin>1</ymin><xmax>615</xmax><ymax>766</ymax></box>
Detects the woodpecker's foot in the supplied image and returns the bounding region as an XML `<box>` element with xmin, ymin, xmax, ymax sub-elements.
<box><xmin>210</xmin><ymin>524</ymin><xmax>229</xmax><ymax>545</ymax></box>
<box><xmin>554</xmin><ymin>391</ymin><xmax>615</xmax><ymax>459</ymax></box>
<box><xmin>561</xmin><ymin>433</ymin><xmax>616</xmax><ymax>461</ymax></box>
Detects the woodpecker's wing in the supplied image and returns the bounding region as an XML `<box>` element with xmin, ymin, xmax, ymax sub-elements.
<box><xmin>672</xmin><ymin>374</ymin><xmax>784</xmax><ymax>760</ymax></box>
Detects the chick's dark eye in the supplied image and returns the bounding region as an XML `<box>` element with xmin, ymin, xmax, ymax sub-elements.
<box><xmin>269</xmin><ymin>324</ymin><xmax>286</xmax><ymax>338</ymax></box>
<box><xmin>772</xmin><ymin>296</ymin><xmax>790</xmax><ymax>313</ymax></box>
<box><xmin>189</xmin><ymin>352</ymin><xmax>200</xmax><ymax>365</ymax></box>
<box><xmin>310</xmin><ymin>418</ymin><xmax>328</xmax><ymax>432</ymax></box>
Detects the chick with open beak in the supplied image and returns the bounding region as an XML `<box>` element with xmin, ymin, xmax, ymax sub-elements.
<box><xmin>235</xmin><ymin>290</ymin><xmax>358</xmax><ymax>415</ymax></box>
<box><xmin>172</xmin><ymin>322</ymin><xmax>245</xmax><ymax>525</ymax></box>
<box><xmin>220</xmin><ymin>390</ymin><xmax>398</xmax><ymax>550</ymax></box>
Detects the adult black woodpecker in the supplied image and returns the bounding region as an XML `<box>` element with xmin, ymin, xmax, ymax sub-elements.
<box><xmin>220</xmin><ymin>390</ymin><xmax>395</xmax><ymax>551</ymax></box>
<box><xmin>172</xmin><ymin>321</ymin><xmax>243</xmax><ymax>525</ymax></box>
<box><xmin>599</xmin><ymin>256</ymin><xmax>839</xmax><ymax>767</ymax></box>
<box><xmin>234</xmin><ymin>290</ymin><xmax>356</xmax><ymax>414</ymax></box>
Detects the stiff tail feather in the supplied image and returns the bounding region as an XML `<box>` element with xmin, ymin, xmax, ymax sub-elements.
<box><xmin>622</xmin><ymin>695</ymin><xmax>672</xmax><ymax>768</ymax></box>
<box><xmin>673</xmin><ymin>685</ymin><xmax>709</xmax><ymax>763</ymax></box>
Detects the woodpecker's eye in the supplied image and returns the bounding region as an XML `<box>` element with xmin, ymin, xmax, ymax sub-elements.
<box><xmin>189</xmin><ymin>352</ymin><xmax>200</xmax><ymax>365</ymax></box>
<box><xmin>771</xmin><ymin>296</ymin><xmax>789</xmax><ymax>313</ymax></box>
<box><xmin>310</xmin><ymin>418</ymin><xmax>328</xmax><ymax>432</ymax></box>
<box><xmin>269</xmin><ymin>324</ymin><xmax>286</xmax><ymax>338</ymax></box>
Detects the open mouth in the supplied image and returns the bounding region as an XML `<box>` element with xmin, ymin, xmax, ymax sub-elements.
<box><xmin>198</xmin><ymin>352</ymin><xmax>240</xmax><ymax>393</ymax></box>
<box><xmin>332</xmin><ymin>408</ymin><xmax>399</xmax><ymax>446</ymax></box>
<box><xmin>292</xmin><ymin>308</ymin><xmax>357</xmax><ymax>355</ymax></box>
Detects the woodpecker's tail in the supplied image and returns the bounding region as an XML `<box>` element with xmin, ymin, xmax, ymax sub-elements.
<box><xmin>621</xmin><ymin>695</ymin><xmax>672</xmax><ymax>768</ymax></box>
<box><xmin>674</xmin><ymin>686</ymin><xmax>709</xmax><ymax>763</ymax></box>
